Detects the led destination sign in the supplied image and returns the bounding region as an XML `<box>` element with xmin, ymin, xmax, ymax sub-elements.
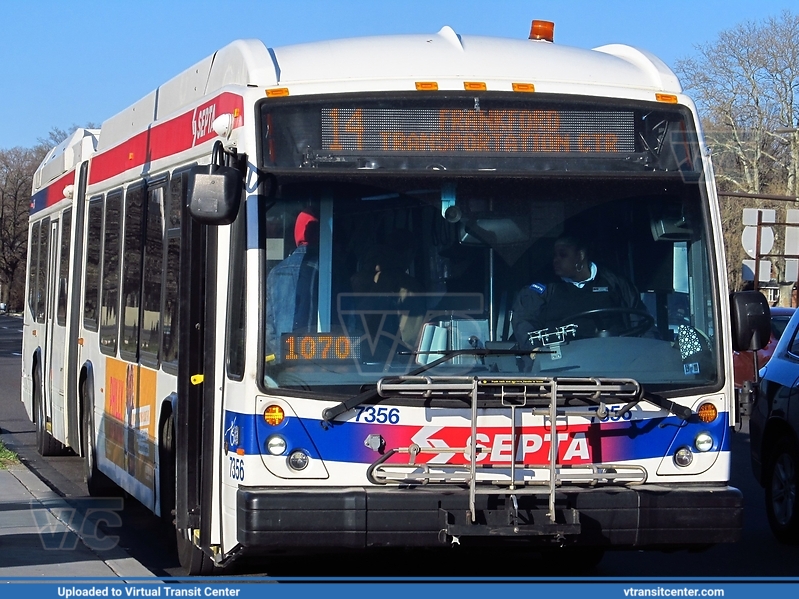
<box><xmin>321</xmin><ymin>108</ymin><xmax>635</xmax><ymax>154</ymax></box>
<box><xmin>282</xmin><ymin>334</ymin><xmax>361</xmax><ymax>362</ymax></box>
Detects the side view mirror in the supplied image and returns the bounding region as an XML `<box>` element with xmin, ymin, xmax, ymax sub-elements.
<box><xmin>730</xmin><ymin>290</ymin><xmax>771</xmax><ymax>351</ymax></box>
<box><xmin>187</xmin><ymin>162</ymin><xmax>242</xmax><ymax>225</ymax></box>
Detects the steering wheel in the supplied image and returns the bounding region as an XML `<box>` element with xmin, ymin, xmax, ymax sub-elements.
<box><xmin>556</xmin><ymin>307</ymin><xmax>655</xmax><ymax>337</ymax></box>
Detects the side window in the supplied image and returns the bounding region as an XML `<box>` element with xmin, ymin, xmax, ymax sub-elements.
<box><xmin>140</xmin><ymin>181</ymin><xmax>166</xmax><ymax>363</ymax></box>
<box><xmin>161</xmin><ymin>174</ymin><xmax>182</xmax><ymax>369</ymax></box>
<box><xmin>28</xmin><ymin>221</ymin><xmax>41</xmax><ymax>317</ymax></box>
<box><xmin>57</xmin><ymin>209</ymin><xmax>72</xmax><ymax>326</ymax></box>
<box><xmin>36</xmin><ymin>218</ymin><xmax>50</xmax><ymax>324</ymax></box>
<box><xmin>227</xmin><ymin>200</ymin><xmax>246</xmax><ymax>379</ymax></box>
<box><xmin>100</xmin><ymin>192</ymin><xmax>122</xmax><ymax>353</ymax></box>
<box><xmin>84</xmin><ymin>198</ymin><xmax>103</xmax><ymax>329</ymax></box>
<box><xmin>121</xmin><ymin>184</ymin><xmax>144</xmax><ymax>358</ymax></box>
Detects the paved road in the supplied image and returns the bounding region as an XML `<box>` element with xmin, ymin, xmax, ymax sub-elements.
<box><xmin>2</xmin><ymin>311</ymin><xmax>799</xmax><ymax>577</ymax></box>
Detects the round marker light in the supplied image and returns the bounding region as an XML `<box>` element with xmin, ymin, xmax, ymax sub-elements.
<box><xmin>288</xmin><ymin>450</ymin><xmax>310</xmax><ymax>471</ymax></box>
<box><xmin>673</xmin><ymin>447</ymin><xmax>693</xmax><ymax>467</ymax></box>
<box><xmin>697</xmin><ymin>403</ymin><xmax>718</xmax><ymax>423</ymax></box>
<box><xmin>266</xmin><ymin>435</ymin><xmax>287</xmax><ymax>456</ymax></box>
<box><xmin>695</xmin><ymin>432</ymin><xmax>714</xmax><ymax>453</ymax></box>
<box><xmin>264</xmin><ymin>405</ymin><xmax>285</xmax><ymax>426</ymax></box>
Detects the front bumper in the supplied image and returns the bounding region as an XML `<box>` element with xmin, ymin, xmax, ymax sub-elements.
<box><xmin>237</xmin><ymin>484</ymin><xmax>742</xmax><ymax>550</ymax></box>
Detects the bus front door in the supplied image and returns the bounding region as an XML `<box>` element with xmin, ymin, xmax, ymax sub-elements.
<box><xmin>42</xmin><ymin>218</ymin><xmax>64</xmax><ymax>453</ymax></box>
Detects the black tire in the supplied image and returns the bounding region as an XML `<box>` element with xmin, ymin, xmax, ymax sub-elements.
<box><xmin>160</xmin><ymin>413</ymin><xmax>217</xmax><ymax>575</ymax></box>
<box><xmin>34</xmin><ymin>368</ymin><xmax>63</xmax><ymax>456</ymax></box>
<box><xmin>81</xmin><ymin>382</ymin><xmax>117</xmax><ymax>497</ymax></box>
<box><xmin>765</xmin><ymin>436</ymin><xmax>799</xmax><ymax>544</ymax></box>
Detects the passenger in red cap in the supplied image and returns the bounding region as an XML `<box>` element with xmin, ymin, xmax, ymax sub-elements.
<box><xmin>294</xmin><ymin>210</ymin><xmax>319</xmax><ymax>247</ymax></box>
<box><xmin>265</xmin><ymin>209</ymin><xmax>320</xmax><ymax>358</ymax></box>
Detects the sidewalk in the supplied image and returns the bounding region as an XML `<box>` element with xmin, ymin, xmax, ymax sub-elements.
<box><xmin>0</xmin><ymin>463</ymin><xmax>156</xmax><ymax>580</ymax></box>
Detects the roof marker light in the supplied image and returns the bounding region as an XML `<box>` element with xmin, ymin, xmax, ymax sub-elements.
<box><xmin>464</xmin><ymin>82</ymin><xmax>487</xmax><ymax>91</ymax></box>
<box><xmin>512</xmin><ymin>83</ymin><xmax>536</xmax><ymax>93</ymax></box>
<box><xmin>656</xmin><ymin>93</ymin><xmax>678</xmax><ymax>104</ymax></box>
<box><xmin>266</xmin><ymin>88</ymin><xmax>290</xmax><ymax>98</ymax></box>
<box><xmin>529</xmin><ymin>20</ymin><xmax>555</xmax><ymax>43</ymax></box>
<box><xmin>415</xmin><ymin>81</ymin><xmax>439</xmax><ymax>91</ymax></box>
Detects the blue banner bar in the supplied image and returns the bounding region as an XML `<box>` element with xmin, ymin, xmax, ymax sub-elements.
<box><xmin>3</xmin><ymin>580</ymin><xmax>799</xmax><ymax>599</ymax></box>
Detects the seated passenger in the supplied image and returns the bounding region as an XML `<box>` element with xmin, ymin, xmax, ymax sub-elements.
<box><xmin>265</xmin><ymin>210</ymin><xmax>320</xmax><ymax>359</ymax></box>
<box><xmin>350</xmin><ymin>234</ymin><xmax>424</xmax><ymax>350</ymax></box>
<box><xmin>512</xmin><ymin>235</ymin><xmax>649</xmax><ymax>349</ymax></box>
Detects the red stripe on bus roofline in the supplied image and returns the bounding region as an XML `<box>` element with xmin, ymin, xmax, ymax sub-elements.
<box><xmin>30</xmin><ymin>169</ymin><xmax>76</xmax><ymax>214</ymax></box>
<box><xmin>88</xmin><ymin>129</ymin><xmax>149</xmax><ymax>186</ymax></box>
<box><xmin>88</xmin><ymin>92</ymin><xmax>244</xmax><ymax>186</ymax></box>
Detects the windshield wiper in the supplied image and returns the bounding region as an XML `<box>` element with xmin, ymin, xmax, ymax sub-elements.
<box><xmin>639</xmin><ymin>390</ymin><xmax>693</xmax><ymax>421</ymax></box>
<box><xmin>321</xmin><ymin>350</ymin><xmax>694</xmax><ymax>423</ymax></box>
<box><xmin>613</xmin><ymin>389</ymin><xmax>693</xmax><ymax>422</ymax></box>
<box><xmin>321</xmin><ymin>347</ymin><xmax>542</xmax><ymax>422</ymax></box>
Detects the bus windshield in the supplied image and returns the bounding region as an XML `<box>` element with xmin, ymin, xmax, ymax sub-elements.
<box><xmin>260</xmin><ymin>94</ymin><xmax>715</xmax><ymax>396</ymax></box>
<box><xmin>261</xmin><ymin>175</ymin><xmax>718</xmax><ymax>396</ymax></box>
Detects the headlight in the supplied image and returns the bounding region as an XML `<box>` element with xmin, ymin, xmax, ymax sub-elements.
<box><xmin>266</xmin><ymin>435</ymin><xmax>287</xmax><ymax>455</ymax></box>
<box><xmin>673</xmin><ymin>446</ymin><xmax>693</xmax><ymax>467</ymax></box>
<box><xmin>288</xmin><ymin>450</ymin><xmax>310</xmax><ymax>471</ymax></box>
<box><xmin>695</xmin><ymin>432</ymin><xmax>714</xmax><ymax>452</ymax></box>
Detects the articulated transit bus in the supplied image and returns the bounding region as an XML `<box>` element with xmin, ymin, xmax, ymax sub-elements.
<box><xmin>24</xmin><ymin>21</ymin><xmax>742</xmax><ymax>573</ymax></box>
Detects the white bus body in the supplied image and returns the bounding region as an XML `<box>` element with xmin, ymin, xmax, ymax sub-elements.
<box><xmin>24</xmin><ymin>24</ymin><xmax>740</xmax><ymax>572</ymax></box>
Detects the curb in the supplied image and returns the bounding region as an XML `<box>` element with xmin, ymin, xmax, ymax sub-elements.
<box><xmin>5</xmin><ymin>462</ymin><xmax>158</xmax><ymax>580</ymax></box>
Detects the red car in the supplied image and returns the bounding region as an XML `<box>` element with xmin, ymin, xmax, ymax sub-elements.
<box><xmin>733</xmin><ymin>306</ymin><xmax>795</xmax><ymax>388</ymax></box>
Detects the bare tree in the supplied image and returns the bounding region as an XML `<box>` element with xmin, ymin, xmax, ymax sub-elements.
<box><xmin>677</xmin><ymin>19</ymin><xmax>784</xmax><ymax>195</ymax></box>
<box><xmin>761</xmin><ymin>12</ymin><xmax>799</xmax><ymax>196</ymax></box>
<box><xmin>0</xmin><ymin>145</ymin><xmax>47</xmax><ymax>310</ymax></box>
<box><xmin>677</xmin><ymin>11</ymin><xmax>799</xmax><ymax>303</ymax></box>
<box><xmin>0</xmin><ymin>125</ymin><xmax>100</xmax><ymax>312</ymax></box>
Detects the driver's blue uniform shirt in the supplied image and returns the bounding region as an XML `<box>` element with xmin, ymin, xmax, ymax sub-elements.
<box><xmin>512</xmin><ymin>263</ymin><xmax>646</xmax><ymax>348</ymax></box>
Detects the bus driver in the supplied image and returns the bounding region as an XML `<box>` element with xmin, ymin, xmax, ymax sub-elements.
<box><xmin>511</xmin><ymin>235</ymin><xmax>650</xmax><ymax>350</ymax></box>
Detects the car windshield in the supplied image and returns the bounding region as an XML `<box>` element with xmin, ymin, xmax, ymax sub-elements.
<box><xmin>261</xmin><ymin>175</ymin><xmax>719</xmax><ymax>396</ymax></box>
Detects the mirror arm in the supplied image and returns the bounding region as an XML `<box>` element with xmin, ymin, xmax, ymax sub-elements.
<box><xmin>213</xmin><ymin>139</ymin><xmax>247</xmax><ymax>174</ymax></box>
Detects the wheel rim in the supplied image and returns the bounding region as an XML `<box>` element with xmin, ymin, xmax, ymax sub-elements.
<box><xmin>772</xmin><ymin>452</ymin><xmax>797</xmax><ymax>526</ymax></box>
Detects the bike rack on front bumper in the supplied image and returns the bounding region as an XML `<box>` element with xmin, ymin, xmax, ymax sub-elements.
<box><xmin>366</xmin><ymin>376</ymin><xmax>647</xmax><ymax>538</ymax></box>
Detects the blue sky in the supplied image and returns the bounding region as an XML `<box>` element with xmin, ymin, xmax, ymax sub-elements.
<box><xmin>2</xmin><ymin>0</ymin><xmax>796</xmax><ymax>149</ymax></box>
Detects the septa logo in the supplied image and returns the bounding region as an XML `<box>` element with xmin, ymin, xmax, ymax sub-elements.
<box><xmin>402</xmin><ymin>425</ymin><xmax>592</xmax><ymax>465</ymax></box>
<box><xmin>193</xmin><ymin>103</ymin><xmax>217</xmax><ymax>145</ymax></box>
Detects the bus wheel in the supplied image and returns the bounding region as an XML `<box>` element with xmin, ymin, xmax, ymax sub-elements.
<box><xmin>34</xmin><ymin>368</ymin><xmax>63</xmax><ymax>456</ymax></box>
<box><xmin>160</xmin><ymin>413</ymin><xmax>217</xmax><ymax>576</ymax></box>
<box><xmin>766</xmin><ymin>436</ymin><xmax>799</xmax><ymax>544</ymax></box>
<box><xmin>81</xmin><ymin>383</ymin><xmax>116</xmax><ymax>497</ymax></box>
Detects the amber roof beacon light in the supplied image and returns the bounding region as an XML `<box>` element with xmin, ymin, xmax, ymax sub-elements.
<box><xmin>529</xmin><ymin>20</ymin><xmax>555</xmax><ymax>43</ymax></box>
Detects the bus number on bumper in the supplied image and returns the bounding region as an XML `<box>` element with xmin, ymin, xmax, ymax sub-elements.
<box><xmin>229</xmin><ymin>456</ymin><xmax>245</xmax><ymax>481</ymax></box>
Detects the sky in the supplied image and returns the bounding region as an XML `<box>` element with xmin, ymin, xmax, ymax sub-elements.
<box><xmin>1</xmin><ymin>0</ymin><xmax>797</xmax><ymax>150</ymax></box>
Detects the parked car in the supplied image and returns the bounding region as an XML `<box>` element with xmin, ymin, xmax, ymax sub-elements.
<box><xmin>733</xmin><ymin>306</ymin><xmax>795</xmax><ymax>388</ymax></box>
<box><xmin>747</xmin><ymin>307</ymin><xmax>799</xmax><ymax>543</ymax></box>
